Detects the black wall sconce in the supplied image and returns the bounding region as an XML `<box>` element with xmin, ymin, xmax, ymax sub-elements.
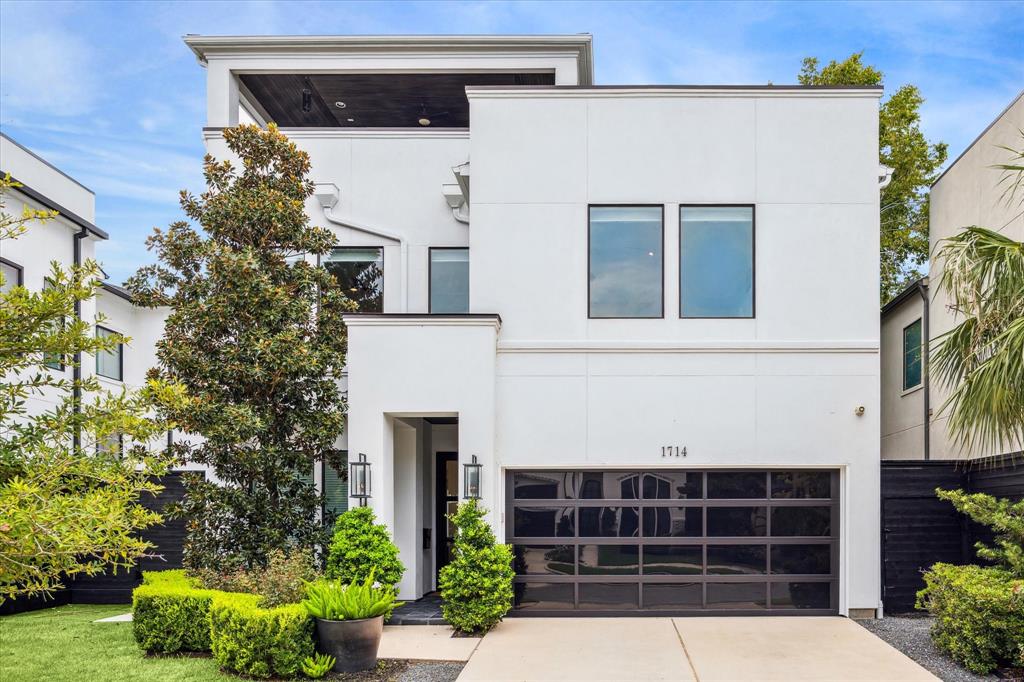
<box><xmin>463</xmin><ymin>454</ymin><xmax>482</xmax><ymax>500</ymax></box>
<box><xmin>350</xmin><ymin>452</ymin><xmax>371</xmax><ymax>507</ymax></box>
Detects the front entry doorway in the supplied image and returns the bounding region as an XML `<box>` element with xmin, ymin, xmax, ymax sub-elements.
<box><xmin>435</xmin><ymin>452</ymin><xmax>459</xmax><ymax>582</ymax></box>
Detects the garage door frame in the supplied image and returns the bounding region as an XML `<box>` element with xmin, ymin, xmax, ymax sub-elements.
<box><xmin>505</xmin><ymin>468</ymin><xmax>840</xmax><ymax>617</ymax></box>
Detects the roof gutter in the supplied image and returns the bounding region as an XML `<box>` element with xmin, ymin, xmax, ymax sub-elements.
<box><xmin>72</xmin><ymin>226</ymin><xmax>88</xmax><ymax>453</ymax></box>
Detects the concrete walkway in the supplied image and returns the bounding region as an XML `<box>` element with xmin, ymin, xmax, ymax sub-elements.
<box><xmin>457</xmin><ymin>617</ymin><xmax>938</xmax><ymax>682</ymax></box>
<box><xmin>379</xmin><ymin>625</ymin><xmax>480</xmax><ymax>662</ymax></box>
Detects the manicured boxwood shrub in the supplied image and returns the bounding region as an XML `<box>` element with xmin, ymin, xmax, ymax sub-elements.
<box><xmin>439</xmin><ymin>500</ymin><xmax>514</xmax><ymax>634</ymax></box>
<box><xmin>209</xmin><ymin>594</ymin><xmax>314</xmax><ymax>679</ymax></box>
<box><xmin>132</xmin><ymin>570</ymin><xmax>229</xmax><ymax>653</ymax></box>
<box><xmin>917</xmin><ymin>563</ymin><xmax>1024</xmax><ymax>674</ymax></box>
<box><xmin>326</xmin><ymin>507</ymin><xmax>404</xmax><ymax>594</ymax></box>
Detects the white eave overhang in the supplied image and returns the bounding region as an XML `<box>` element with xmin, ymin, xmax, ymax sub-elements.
<box><xmin>343</xmin><ymin>313</ymin><xmax>501</xmax><ymax>332</ymax></box>
<box><xmin>182</xmin><ymin>34</ymin><xmax>594</xmax><ymax>85</ymax></box>
<box><xmin>465</xmin><ymin>85</ymin><xmax>884</xmax><ymax>99</ymax></box>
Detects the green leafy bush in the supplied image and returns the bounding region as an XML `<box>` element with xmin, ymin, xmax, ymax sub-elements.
<box><xmin>935</xmin><ymin>488</ymin><xmax>1024</xmax><ymax>577</ymax></box>
<box><xmin>916</xmin><ymin>563</ymin><xmax>1024</xmax><ymax>674</ymax></box>
<box><xmin>302</xmin><ymin>572</ymin><xmax>402</xmax><ymax>621</ymax></box>
<box><xmin>132</xmin><ymin>570</ymin><xmax>233</xmax><ymax>653</ymax></box>
<box><xmin>326</xmin><ymin>507</ymin><xmax>404</xmax><ymax>593</ymax></box>
<box><xmin>439</xmin><ymin>499</ymin><xmax>514</xmax><ymax>634</ymax></box>
<box><xmin>301</xmin><ymin>653</ymin><xmax>335</xmax><ymax>679</ymax></box>
<box><xmin>209</xmin><ymin>594</ymin><xmax>314</xmax><ymax>679</ymax></box>
<box><xmin>193</xmin><ymin>549</ymin><xmax>318</xmax><ymax>607</ymax></box>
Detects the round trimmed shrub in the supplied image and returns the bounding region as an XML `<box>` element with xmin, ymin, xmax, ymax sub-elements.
<box><xmin>439</xmin><ymin>499</ymin><xmax>514</xmax><ymax>634</ymax></box>
<box><xmin>325</xmin><ymin>507</ymin><xmax>404</xmax><ymax>593</ymax></box>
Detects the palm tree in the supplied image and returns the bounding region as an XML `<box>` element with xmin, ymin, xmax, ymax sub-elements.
<box><xmin>931</xmin><ymin>130</ymin><xmax>1024</xmax><ymax>453</ymax></box>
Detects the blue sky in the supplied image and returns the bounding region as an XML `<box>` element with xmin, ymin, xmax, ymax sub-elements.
<box><xmin>1</xmin><ymin>0</ymin><xmax>1021</xmax><ymax>283</ymax></box>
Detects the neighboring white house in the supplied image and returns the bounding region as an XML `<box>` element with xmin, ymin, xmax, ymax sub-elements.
<box><xmin>187</xmin><ymin>34</ymin><xmax>884</xmax><ymax>618</ymax></box>
<box><xmin>881</xmin><ymin>90</ymin><xmax>1023</xmax><ymax>462</ymax></box>
<box><xmin>1</xmin><ymin>133</ymin><xmax>167</xmax><ymax>443</ymax></box>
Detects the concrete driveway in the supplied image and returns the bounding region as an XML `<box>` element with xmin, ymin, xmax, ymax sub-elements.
<box><xmin>456</xmin><ymin>617</ymin><xmax>937</xmax><ymax>682</ymax></box>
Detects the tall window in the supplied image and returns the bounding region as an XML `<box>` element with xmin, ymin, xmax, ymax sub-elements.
<box><xmin>96</xmin><ymin>326</ymin><xmax>123</xmax><ymax>381</ymax></box>
<box><xmin>903</xmin><ymin>319</ymin><xmax>922</xmax><ymax>390</ymax></box>
<box><xmin>42</xmin><ymin>278</ymin><xmax>64</xmax><ymax>371</ymax></box>
<box><xmin>588</xmin><ymin>206</ymin><xmax>663</xmax><ymax>318</ymax></box>
<box><xmin>429</xmin><ymin>248</ymin><xmax>469</xmax><ymax>313</ymax></box>
<box><xmin>1</xmin><ymin>258</ymin><xmax>22</xmax><ymax>294</ymax></box>
<box><xmin>680</xmin><ymin>205</ymin><xmax>754</xmax><ymax>318</ymax></box>
<box><xmin>324</xmin><ymin>247</ymin><xmax>383</xmax><ymax>312</ymax></box>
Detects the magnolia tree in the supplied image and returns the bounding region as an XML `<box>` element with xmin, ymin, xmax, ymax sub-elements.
<box><xmin>128</xmin><ymin>125</ymin><xmax>351</xmax><ymax>571</ymax></box>
<box><xmin>0</xmin><ymin>176</ymin><xmax>179</xmax><ymax>602</ymax></box>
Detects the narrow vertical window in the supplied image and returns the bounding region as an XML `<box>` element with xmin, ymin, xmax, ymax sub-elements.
<box><xmin>96</xmin><ymin>326</ymin><xmax>123</xmax><ymax>381</ymax></box>
<box><xmin>429</xmin><ymin>248</ymin><xmax>469</xmax><ymax>313</ymax></box>
<box><xmin>42</xmin><ymin>278</ymin><xmax>64</xmax><ymax>371</ymax></box>
<box><xmin>588</xmin><ymin>206</ymin><xmax>663</xmax><ymax>318</ymax></box>
<box><xmin>1</xmin><ymin>258</ymin><xmax>22</xmax><ymax>294</ymax></box>
<box><xmin>324</xmin><ymin>247</ymin><xmax>383</xmax><ymax>312</ymax></box>
<box><xmin>680</xmin><ymin>206</ymin><xmax>754</xmax><ymax>318</ymax></box>
<box><xmin>903</xmin><ymin>318</ymin><xmax>922</xmax><ymax>390</ymax></box>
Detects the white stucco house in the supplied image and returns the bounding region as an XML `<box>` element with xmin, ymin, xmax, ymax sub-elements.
<box><xmin>184</xmin><ymin>34</ymin><xmax>884</xmax><ymax>618</ymax></box>
<box><xmin>0</xmin><ymin>133</ymin><xmax>167</xmax><ymax>440</ymax></box>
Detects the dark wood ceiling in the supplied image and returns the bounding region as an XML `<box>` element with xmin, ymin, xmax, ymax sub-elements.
<box><xmin>239</xmin><ymin>72</ymin><xmax>555</xmax><ymax>128</ymax></box>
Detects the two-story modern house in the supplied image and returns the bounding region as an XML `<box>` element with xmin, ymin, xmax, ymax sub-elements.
<box><xmin>186</xmin><ymin>34</ymin><xmax>884</xmax><ymax>618</ymax></box>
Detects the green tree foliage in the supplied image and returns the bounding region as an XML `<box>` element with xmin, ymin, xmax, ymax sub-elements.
<box><xmin>438</xmin><ymin>500</ymin><xmax>514</xmax><ymax>634</ymax></box>
<box><xmin>800</xmin><ymin>53</ymin><xmax>948</xmax><ymax>302</ymax></box>
<box><xmin>931</xmin><ymin>134</ymin><xmax>1024</xmax><ymax>452</ymax></box>
<box><xmin>127</xmin><ymin>125</ymin><xmax>351</xmax><ymax>571</ymax></box>
<box><xmin>1</xmin><ymin>176</ymin><xmax>179</xmax><ymax>602</ymax></box>
<box><xmin>936</xmin><ymin>489</ymin><xmax>1023</xmax><ymax>577</ymax></box>
<box><xmin>325</xmin><ymin>507</ymin><xmax>404</xmax><ymax>594</ymax></box>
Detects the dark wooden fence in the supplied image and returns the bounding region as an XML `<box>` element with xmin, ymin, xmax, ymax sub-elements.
<box><xmin>880</xmin><ymin>457</ymin><xmax>1023</xmax><ymax>613</ymax></box>
<box><xmin>2</xmin><ymin>471</ymin><xmax>191</xmax><ymax>615</ymax></box>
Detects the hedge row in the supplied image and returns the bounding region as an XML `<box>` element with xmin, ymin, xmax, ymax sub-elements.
<box><xmin>132</xmin><ymin>570</ymin><xmax>313</xmax><ymax>678</ymax></box>
<box><xmin>917</xmin><ymin>563</ymin><xmax>1024</xmax><ymax>674</ymax></box>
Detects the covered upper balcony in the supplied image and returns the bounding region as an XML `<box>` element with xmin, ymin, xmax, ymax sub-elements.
<box><xmin>183</xmin><ymin>34</ymin><xmax>593</xmax><ymax>129</ymax></box>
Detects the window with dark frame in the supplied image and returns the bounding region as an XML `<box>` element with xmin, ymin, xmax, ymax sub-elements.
<box><xmin>95</xmin><ymin>326</ymin><xmax>123</xmax><ymax>381</ymax></box>
<box><xmin>42</xmin><ymin>278</ymin><xmax>64</xmax><ymax>371</ymax></box>
<box><xmin>903</xmin><ymin>318</ymin><xmax>923</xmax><ymax>391</ymax></box>
<box><xmin>588</xmin><ymin>206</ymin><xmax>664</xmax><ymax>319</ymax></box>
<box><xmin>323</xmin><ymin>247</ymin><xmax>384</xmax><ymax>313</ymax></box>
<box><xmin>1</xmin><ymin>257</ymin><xmax>23</xmax><ymax>294</ymax></box>
<box><xmin>680</xmin><ymin>205</ymin><xmax>754</xmax><ymax>318</ymax></box>
<box><xmin>429</xmin><ymin>247</ymin><xmax>469</xmax><ymax>313</ymax></box>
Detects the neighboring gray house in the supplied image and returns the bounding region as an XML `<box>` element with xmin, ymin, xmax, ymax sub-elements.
<box><xmin>880</xmin><ymin>90</ymin><xmax>1023</xmax><ymax>462</ymax></box>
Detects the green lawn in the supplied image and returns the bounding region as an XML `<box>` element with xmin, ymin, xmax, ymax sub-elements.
<box><xmin>0</xmin><ymin>604</ymin><xmax>227</xmax><ymax>681</ymax></box>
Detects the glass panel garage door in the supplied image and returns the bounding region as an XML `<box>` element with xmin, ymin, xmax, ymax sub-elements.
<box><xmin>507</xmin><ymin>469</ymin><xmax>838</xmax><ymax>615</ymax></box>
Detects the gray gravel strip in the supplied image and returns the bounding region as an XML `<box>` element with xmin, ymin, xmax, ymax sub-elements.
<box><xmin>396</xmin><ymin>661</ymin><xmax>464</xmax><ymax>682</ymax></box>
<box><xmin>858</xmin><ymin>616</ymin><xmax>996</xmax><ymax>682</ymax></box>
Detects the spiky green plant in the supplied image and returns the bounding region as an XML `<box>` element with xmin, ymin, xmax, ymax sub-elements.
<box><xmin>931</xmin><ymin>132</ymin><xmax>1024</xmax><ymax>454</ymax></box>
<box><xmin>301</xmin><ymin>652</ymin><xmax>335</xmax><ymax>679</ymax></box>
<box><xmin>301</xmin><ymin>570</ymin><xmax>402</xmax><ymax>621</ymax></box>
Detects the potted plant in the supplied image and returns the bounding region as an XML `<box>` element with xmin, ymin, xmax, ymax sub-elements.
<box><xmin>301</xmin><ymin>572</ymin><xmax>402</xmax><ymax>673</ymax></box>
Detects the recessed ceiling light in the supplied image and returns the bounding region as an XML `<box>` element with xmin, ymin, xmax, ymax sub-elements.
<box><xmin>335</xmin><ymin>101</ymin><xmax>346</xmax><ymax>108</ymax></box>
<box><xmin>347</xmin><ymin>118</ymin><xmax>354</xmax><ymax>122</ymax></box>
<box><xmin>418</xmin><ymin>117</ymin><xmax>431</xmax><ymax>126</ymax></box>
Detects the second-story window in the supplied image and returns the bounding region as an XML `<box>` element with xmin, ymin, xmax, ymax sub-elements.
<box><xmin>680</xmin><ymin>205</ymin><xmax>754</xmax><ymax>318</ymax></box>
<box><xmin>96</xmin><ymin>326</ymin><xmax>123</xmax><ymax>381</ymax></box>
<box><xmin>588</xmin><ymin>205</ymin><xmax>664</xmax><ymax>318</ymax></box>
<box><xmin>903</xmin><ymin>318</ymin><xmax>922</xmax><ymax>391</ymax></box>
<box><xmin>429</xmin><ymin>248</ymin><xmax>469</xmax><ymax>313</ymax></box>
<box><xmin>1</xmin><ymin>257</ymin><xmax>22</xmax><ymax>294</ymax></box>
<box><xmin>324</xmin><ymin>247</ymin><xmax>383</xmax><ymax>313</ymax></box>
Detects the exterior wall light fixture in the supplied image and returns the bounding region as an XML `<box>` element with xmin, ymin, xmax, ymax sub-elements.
<box><xmin>463</xmin><ymin>454</ymin><xmax>482</xmax><ymax>500</ymax></box>
<box><xmin>350</xmin><ymin>452</ymin><xmax>371</xmax><ymax>507</ymax></box>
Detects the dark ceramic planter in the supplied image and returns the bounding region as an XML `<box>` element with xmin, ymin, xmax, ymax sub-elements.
<box><xmin>314</xmin><ymin>615</ymin><xmax>384</xmax><ymax>673</ymax></box>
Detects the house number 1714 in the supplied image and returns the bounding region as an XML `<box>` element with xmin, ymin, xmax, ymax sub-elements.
<box><xmin>661</xmin><ymin>446</ymin><xmax>687</xmax><ymax>457</ymax></box>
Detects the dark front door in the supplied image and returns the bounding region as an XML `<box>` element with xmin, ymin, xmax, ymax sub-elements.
<box><xmin>435</xmin><ymin>452</ymin><xmax>459</xmax><ymax>581</ymax></box>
